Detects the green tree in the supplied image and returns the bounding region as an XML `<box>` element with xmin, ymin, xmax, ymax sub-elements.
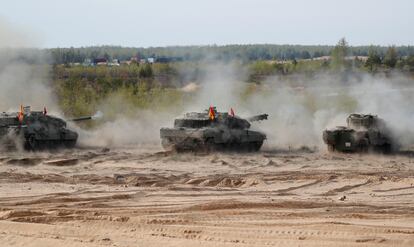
<box><xmin>330</xmin><ymin>38</ymin><xmax>348</xmax><ymax>70</ymax></box>
<box><xmin>139</xmin><ymin>63</ymin><xmax>154</xmax><ymax>78</ymax></box>
<box><xmin>407</xmin><ymin>55</ymin><xmax>414</xmax><ymax>66</ymax></box>
<box><xmin>313</xmin><ymin>51</ymin><xmax>324</xmax><ymax>58</ymax></box>
<box><xmin>365</xmin><ymin>47</ymin><xmax>382</xmax><ymax>72</ymax></box>
<box><xmin>300</xmin><ymin>51</ymin><xmax>311</xmax><ymax>59</ymax></box>
<box><xmin>383</xmin><ymin>46</ymin><xmax>398</xmax><ymax>68</ymax></box>
<box><xmin>403</xmin><ymin>55</ymin><xmax>414</xmax><ymax>72</ymax></box>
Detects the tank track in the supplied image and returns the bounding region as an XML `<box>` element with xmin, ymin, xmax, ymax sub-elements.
<box><xmin>24</xmin><ymin>136</ymin><xmax>77</xmax><ymax>151</ymax></box>
<box><xmin>161</xmin><ymin>138</ymin><xmax>263</xmax><ymax>152</ymax></box>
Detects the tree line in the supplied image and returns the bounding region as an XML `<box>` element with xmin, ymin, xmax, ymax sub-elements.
<box><xmin>48</xmin><ymin>44</ymin><xmax>414</xmax><ymax>64</ymax></box>
<box><xmin>2</xmin><ymin>42</ymin><xmax>413</xmax><ymax>65</ymax></box>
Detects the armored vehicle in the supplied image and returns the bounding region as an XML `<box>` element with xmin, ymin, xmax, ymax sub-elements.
<box><xmin>0</xmin><ymin>106</ymin><xmax>91</xmax><ymax>150</ymax></box>
<box><xmin>160</xmin><ymin>107</ymin><xmax>268</xmax><ymax>152</ymax></box>
<box><xmin>322</xmin><ymin>114</ymin><xmax>396</xmax><ymax>153</ymax></box>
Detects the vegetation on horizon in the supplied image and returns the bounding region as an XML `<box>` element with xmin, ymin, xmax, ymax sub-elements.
<box><xmin>5</xmin><ymin>39</ymin><xmax>414</xmax><ymax>119</ymax></box>
<box><xmin>53</xmin><ymin>39</ymin><xmax>414</xmax><ymax>118</ymax></box>
<box><xmin>2</xmin><ymin>41</ymin><xmax>414</xmax><ymax>65</ymax></box>
<box><xmin>48</xmin><ymin>43</ymin><xmax>414</xmax><ymax>64</ymax></box>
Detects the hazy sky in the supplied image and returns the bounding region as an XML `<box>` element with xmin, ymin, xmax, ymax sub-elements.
<box><xmin>0</xmin><ymin>0</ymin><xmax>413</xmax><ymax>48</ymax></box>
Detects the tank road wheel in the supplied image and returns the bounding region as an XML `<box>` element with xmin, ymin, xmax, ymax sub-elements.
<box><xmin>25</xmin><ymin>135</ymin><xmax>38</xmax><ymax>151</ymax></box>
<box><xmin>379</xmin><ymin>143</ymin><xmax>392</xmax><ymax>154</ymax></box>
<box><xmin>241</xmin><ymin>142</ymin><xmax>261</xmax><ymax>152</ymax></box>
<box><xmin>204</xmin><ymin>138</ymin><xmax>217</xmax><ymax>152</ymax></box>
<box><xmin>358</xmin><ymin>138</ymin><xmax>369</xmax><ymax>153</ymax></box>
<box><xmin>251</xmin><ymin>141</ymin><xmax>263</xmax><ymax>152</ymax></box>
<box><xmin>192</xmin><ymin>139</ymin><xmax>205</xmax><ymax>152</ymax></box>
<box><xmin>64</xmin><ymin>140</ymin><xmax>77</xmax><ymax>148</ymax></box>
<box><xmin>161</xmin><ymin>138</ymin><xmax>176</xmax><ymax>151</ymax></box>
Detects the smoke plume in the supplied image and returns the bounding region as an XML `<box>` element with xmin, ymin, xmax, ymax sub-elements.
<box><xmin>0</xmin><ymin>18</ymin><xmax>56</xmax><ymax>113</ymax></box>
<box><xmin>176</xmin><ymin>63</ymin><xmax>414</xmax><ymax>151</ymax></box>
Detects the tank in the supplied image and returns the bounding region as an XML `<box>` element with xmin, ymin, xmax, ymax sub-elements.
<box><xmin>0</xmin><ymin>106</ymin><xmax>92</xmax><ymax>150</ymax></box>
<box><xmin>160</xmin><ymin>107</ymin><xmax>268</xmax><ymax>152</ymax></box>
<box><xmin>322</xmin><ymin>114</ymin><xmax>397</xmax><ymax>153</ymax></box>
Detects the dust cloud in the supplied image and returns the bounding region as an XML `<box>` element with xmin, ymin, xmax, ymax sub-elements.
<box><xmin>190</xmin><ymin>62</ymin><xmax>247</xmax><ymax>112</ymax></box>
<box><xmin>0</xmin><ymin>18</ymin><xmax>56</xmax><ymax>113</ymax></box>
<box><xmin>253</xmin><ymin>73</ymin><xmax>414</xmax><ymax>149</ymax></box>
<box><xmin>0</xmin><ymin>17</ymin><xmax>32</xmax><ymax>48</ymax></box>
<box><xmin>80</xmin><ymin>63</ymin><xmax>414</xmax><ymax>150</ymax></box>
<box><xmin>75</xmin><ymin>92</ymin><xmax>180</xmax><ymax>148</ymax></box>
<box><xmin>76</xmin><ymin>110</ymin><xmax>176</xmax><ymax>148</ymax></box>
<box><xmin>175</xmin><ymin>62</ymin><xmax>414</xmax><ymax>150</ymax></box>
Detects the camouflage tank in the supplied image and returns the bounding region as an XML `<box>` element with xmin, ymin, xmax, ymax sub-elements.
<box><xmin>160</xmin><ymin>107</ymin><xmax>268</xmax><ymax>152</ymax></box>
<box><xmin>322</xmin><ymin>114</ymin><xmax>396</xmax><ymax>153</ymax></box>
<box><xmin>0</xmin><ymin>106</ymin><xmax>92</xmax><ymax>150</ymax></box>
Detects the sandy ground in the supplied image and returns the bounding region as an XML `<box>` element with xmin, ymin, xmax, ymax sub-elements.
<box><xmin>0</xmin><ymin>146</ymin><xmax>413</xmax><ymax>247</ymax></box>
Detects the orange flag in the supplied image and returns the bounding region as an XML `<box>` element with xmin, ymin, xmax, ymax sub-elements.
<box><xmin>18</xmin><ymin>105</ymin><xmax>24</xmax><ymax>123</ymax></box>
<box><xmin>208</xmin><ymin>106</ymin><xmax>215</xmax><ymax>120</ymax></box>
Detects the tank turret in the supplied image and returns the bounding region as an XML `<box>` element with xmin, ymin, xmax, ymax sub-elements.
<box><xmin>160</xmin><ymin>107</ymin><xmax>268</xmax><ymax>152</ymax></box>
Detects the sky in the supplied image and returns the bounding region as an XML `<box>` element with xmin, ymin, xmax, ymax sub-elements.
<box><xmin>0</xmin><ymin>0</ymin><xmax>413</xmax><ymax>48</ymax></box>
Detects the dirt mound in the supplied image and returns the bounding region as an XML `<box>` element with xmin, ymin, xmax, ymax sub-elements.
<box><xmin>44</xmin><ymin>158</ymin><xmax>79</xmax><ymax>166</ymax></box>
<box><xmin>6</xmin><ymin>158</ymin><xmax>43</xmax><ymax>166</ymax></box>
<box><xmin>183</xmin><ymin>175</ymin><xmax>266</xmax><ymax>188</ymax></box>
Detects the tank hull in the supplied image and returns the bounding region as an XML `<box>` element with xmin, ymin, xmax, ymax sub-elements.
<box><xmin>323</xmin><ymin>114</ymin><xmax>398</xmax><ymax>153</ymax></box>
<box><xmin>160</xmin><ymin>108</ymin><xmax>268</xmax><ymax>152</ymax></box>
<box><xmin>160</xmin><ymin>127</ymin><xmax>265</xmax><ymax>152</ymax></box>
<box><xmin>323</xmin><ymin>127</ymin><xmax>393</xmax><ymax>153</ymax></box>
<box><xmin>22</xmin><ymin>129</ymin><xmax>78</xmax><ymax>150</ymax></box>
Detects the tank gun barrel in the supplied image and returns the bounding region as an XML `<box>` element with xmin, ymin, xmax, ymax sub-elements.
<box><xmin>69</xmin><ymin>111</ymin><xmax>103</xmax><ymax>122</ymax></box>
<box><xmin>70</xmin><ymin>116</ymin><xmax>92</xmax><ymax>122</ymax></box>
<box><xmin>247</xmin><ymin>114</ymin><xmax>268</xmax><ymax>122</ymax></box>
<box><xmin>0</xmin><ymin>124</ymin><xmax>27</xmax><ymax>128</ymax></box>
